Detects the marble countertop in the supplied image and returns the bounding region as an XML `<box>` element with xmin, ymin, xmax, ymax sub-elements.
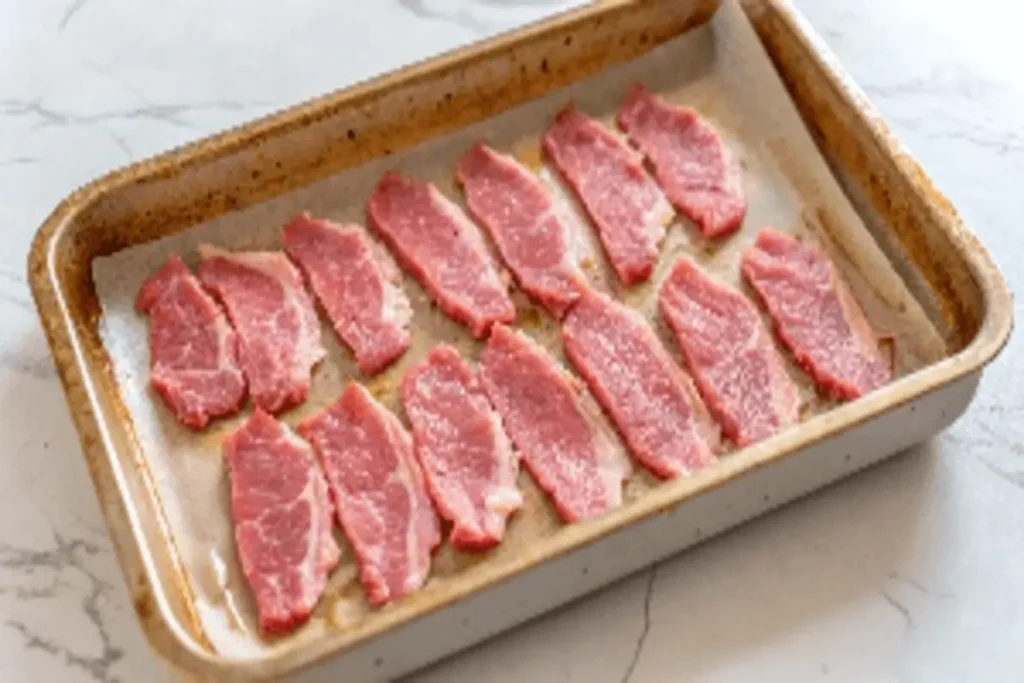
<box><xmin>2</xmin><ymin>0</ymin><xmax>1022</xmax><ymax>681</ymax></box>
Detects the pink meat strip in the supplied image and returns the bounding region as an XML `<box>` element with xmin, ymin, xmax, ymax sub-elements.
<box><xmin>741</xmin><ymin>228</ymin><xmax>892</xmax><ymax>399</ymax></box>
<box><xmin>542</xmin><ymin>105</ymin><xmax>673</xmax><ymax>285</ymax></box>
<box><xmin>617</xmin><ymin>84</ymin><xmax>746</xmax><ymax>238</ymax></box>
<box><xmin>198</xmin><ymin>245</ymin><xmax>324</xmax><ymax>414</ymax></box>
<box><xmin>223</xmin><ymin>409</ymin><xmax>339</xmax><ymax>636</ymax></box>
<box><xmin>480</xmin><ymin>324</ymin><xmax>631</xmax><ymax>523</ymax></box>
<box><xmin>299</xmin><ymin>383</ymin><xmax>440</xmax><ymax>606</ymax></box>
<box><xmin>135</xmin><ymin>253</ymin><xmax>246</xmax><ymax>429</ymax></box>
<box><xmin>283</xmin><ymin>213</ymin><xmax>412</xmax><ymax>375</ymax></box>
<box><xmin>457</xmin><ymin>142</ymin><xmax>587</xmax><ymax>318</ymax></box>
<box><xmin>367</xmin><ymin>170</ymin><xmax>516</xmax><ymax>338</ymax></box>
<box><xmin>562</xmin><ymin>289</ymin><xmax>719</xmax><ymax>478</ymax></box>
<box><xmin>401</xmin><ymin>345</ymin><xmax>522</xmax><ymax>550</ymax></box>
<box><xmin>659</xmin><ymin>257</ymin><xmax>799</xmax><ymax>447</ymax></box>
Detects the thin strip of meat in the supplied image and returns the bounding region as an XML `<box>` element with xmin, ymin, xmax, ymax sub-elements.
<box><xmin>659</xmin><ymin>256</ymin><xmax>799</xmax><ymax>446</ymax></box>
<box><xmin>198</xmin><ymin>245</ymin><xmax>324</xmax><ymax>414</ymax></box>
<box><xmin>617</xmin><ymin>84</ymin><xmax>746</xmax><ymax>238</ymax></box>
<box><xmin>283</xmin><ymin>213</ymin><xmax>411</xmax><ymax>375</ymax></box>
<box><xmin>741</xmin><ymin>228</ymin><xmax>892</xmax><ymax>399</ymax></box>
<box><xmin>457</xmin><ymin>142</ymin><xmax>587</xmax><ymax>318</ymax></box>
<box><xmin>367</xmin><ymin>170</ymin><xmax>515</xmax><ymax>338</ymax></box>
<box><xmin>542</xmin><ymin>105</ymin><xmax>673</xmax><ymax>285</ymax></box>
<box><xmin>299</xmin><ymin>383</ymin><xmax>440</xmax><ymax>606</ymax></box>
<box><xmin>562</xmin><ymin>289</ymin><xmax>719</xmax><ymax>478</ymax></box>
<box><xmin>480</xmin><ymin>325</ymin><xmax>630</xmax><ymax>522</ymax></box>
<box><xmin>136</xmin><ymin>253</ymin><xmax>246</xmax><ymax>429</ymax></box>
<box><xmin>223</xmin><ymin>409</ymin><xmax>339</xmax><ymax>636</ymax></box>
<box><xmin>401</xmin><ymin>345</ymin><xmax>522</xmax><ymax>550</ymax></box>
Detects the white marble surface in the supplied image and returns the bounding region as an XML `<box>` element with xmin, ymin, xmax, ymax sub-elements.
<box><xmin>1</xmin><ymin>0</ymin><xmax>1022</xmax><ymax>681</ymax></box>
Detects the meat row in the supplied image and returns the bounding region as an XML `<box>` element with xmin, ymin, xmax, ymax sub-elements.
<box><xmin>136</xmin><ymin>224</ymin><xmax>399</xmax><ymax>425</ymax></box>
<box><xmin>222</xmin><ymin>325</ymin><xmax>632</xmax><ymax>634</ymax></box>
<box><xmin>136</xmin><ymin>84</ymin><xmax>750</xmax><ymax>428</ymax></box>
<box><xmin>135</xmin><ymin>83</ymin><xmax>893</xmax><ymax>637</ymax></box>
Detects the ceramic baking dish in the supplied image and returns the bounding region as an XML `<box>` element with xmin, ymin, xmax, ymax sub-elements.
<box><xmin>27</xmin><ymin>0</ymin><xmax>1012</xmax><ymax>680</ymax></box>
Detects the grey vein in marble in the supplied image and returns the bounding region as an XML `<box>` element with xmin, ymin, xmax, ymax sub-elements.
<box><xmin>979</xmin><ymin>459</ymin><xmax>1024</xmax><ymax>489</ymax></box>
<box><xmin>879</xmin><ymin>590</ymin><xmax>913</xmax><ymax>630</ymax></box>
<box><xmin>99</xmin><ymin>126</ymin><xmax>135</xmax><ymax>160</ymax></box>
<box><xmin>0</xmin><ymin>290</ymin><xmax>36</xmax><ymax>315</ymax></box>
<box><xmin>58</xmin><ymin>0</ymin><xmax>90</xmax><ymax>31</ymax></box>
<box><xmin>0</xmin><ymin>157</ymin><xmax>39</xmax><ymax>168</ymax></box>
<box><xmin>887</xmin><ymin>572</ymin><xmax>956</xmax><ymax>602</ymax></box>
<box><xmin>399</xmin><ymin>0</ymin><xmax>581</xmax><ymax>35</ymax></box>
<box><xmin>942</xmin><ymin>430</ymin><xmax>1024</xmax><ymax>458</ymax></box>
<box><xmin>880</xmin><ymin>119</ymin><xmax>1024</xmax><ymax>159</ymax></box>
<box><xmin>1</xmin><ymin>533</ymin><xmax>123</xmax><ymax>683</ymax></box>
<box><xmin>0</xmin><ymin>98</ymin><xmax>266</xmax><ymax>131</ymax></box>
<box><xmin>399</xmin><ymin>0</ymin><xmax>490</xmax><ymax>34</ymax></box>
<box><xmin>0</xmin><ymin>577</ymin><xmax>66</xmax><ymax>601</ymax></box>
<box><xmin>0</xmin><ymin>349</ymin><xmax>57</xmax><ymax>380</ymax></box>
<box><xmin>0</xmin><ymin>273</ymin><xmax>36</xmax><ymax>315</ymax></box>
<box><xmin>862</xmin><ymin>68</ymin><xmax>1024</xmax><ymax>158</ymax></box>
<box><xmin>621</xmin><ymin>567</ymin><xmax>658</xmax><ymax>683</ymax></box>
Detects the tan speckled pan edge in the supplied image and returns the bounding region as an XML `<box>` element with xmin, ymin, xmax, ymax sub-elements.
<box><xmin>27</xmin><ymin>0</ymin><xmax>1012</xmax><ymax>680</ymax></box>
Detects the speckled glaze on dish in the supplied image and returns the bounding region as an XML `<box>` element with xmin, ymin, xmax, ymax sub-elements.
<box><xmin>26</xmin><ymin>0</ymin><xmax>1011</xmax><ymax>680</ymax></box>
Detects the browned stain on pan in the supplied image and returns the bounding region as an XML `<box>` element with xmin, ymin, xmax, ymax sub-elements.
<box><xmin>745</xmin><ymin>0</ymin><xmax>991</xmax><ymax>350</ymax></box>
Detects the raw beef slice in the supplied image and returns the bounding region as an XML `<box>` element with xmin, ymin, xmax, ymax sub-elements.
<box><xmin>659</xmin><ymin>257</ymin><xmax>799</xmax><ymax>446</ymax></box>
<box><xmin>223</xmin><ymin>409</ymin><xmax>339</xmax><ymax>636</ymax></box>
<box><xmin>401</xmin><ymin>345</ymin><xmax>522</xmax><ymax>550</ymax></box>
<box><xmin>367</xmin><ymin>170</ymin><xmax>515</xmax><ymax>338</ymax></box>
<box><xmin>618</xmin><ymin>84</ymin><xmax>746</xmax><ymax>238</ymax></box>
<box><xmin>562</xmin><ymin>290</ymin><xmax>719</xmax><ymax>478</ymax></box>
<box><xmin>741</xmin><ymin>228</ymin><xmax>892</xmax><ymax>399</ymax></box>
<box><xmin>480</xmin><ymin>325</ymin><xmax>630</xmax><ymax>523</ymax></box>
<box><xmin>199</xmin><ymin>245</ymin><xmax>325</xmax><ymax>414</ymax></box>
<box><xmin>542</xmin><ymin>105</ymin><xmax>673</xmax><ymax>285</ymax></box>
<box><xmin>135</xmin><ymin>253</ymin><xmax>246</xmax><ymax>429</ymax></box>
<box><xmin>283</xmin><ymin>212</ymin><xmax>412</xmax><ymax>375</ymax></box>
<box><xmin>457</xmin><ymin>142</ymin><xmax>587</xmax><ymax>318</ymax></box>
<box><xmin>299</xmin><ymin>383</ymin><xmax>440</xmax><ymax>606</ymax></box>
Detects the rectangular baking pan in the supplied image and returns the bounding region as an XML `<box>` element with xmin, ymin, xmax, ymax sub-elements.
<box><xmin>27</xmin><ymin>0</ymin><xmax>1012</xmax><ymax>680</ymax></box>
